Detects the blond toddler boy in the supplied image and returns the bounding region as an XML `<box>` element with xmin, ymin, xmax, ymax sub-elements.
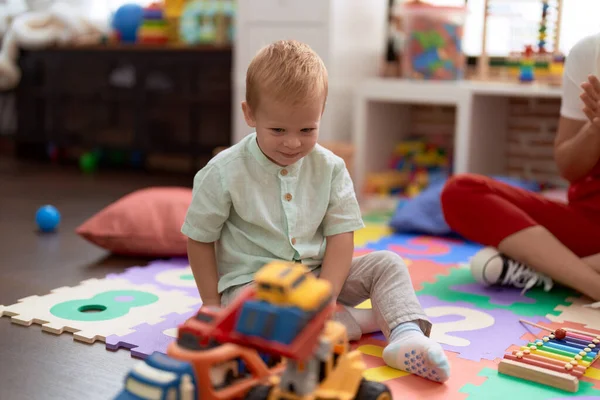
<box><xmin>181</xmin><ymin>40</ymin><xmax>450</xmax><ymax>382</ymax></box>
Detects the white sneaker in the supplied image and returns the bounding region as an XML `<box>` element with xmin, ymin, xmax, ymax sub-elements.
<box><xmin>470</xmin><ymin>247</ymin><xmax>554</xmax><ymax>295</ymax></box>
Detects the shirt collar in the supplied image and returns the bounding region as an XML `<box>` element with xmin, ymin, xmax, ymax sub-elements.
<box><xmin>248</xmin><ymin>132</ymin><xmax>304</xmax><ymax>174</ymax></box>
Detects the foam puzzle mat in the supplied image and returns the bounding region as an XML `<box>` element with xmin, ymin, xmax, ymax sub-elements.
<box><xmin>1</xmin><ymin>213</ymin><xmax>599</xmax><ymax>399</ymax></box>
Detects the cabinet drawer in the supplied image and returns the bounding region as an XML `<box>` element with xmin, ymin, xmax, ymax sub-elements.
<box><xmin>242</xmin><ymin>0</ymin><xmax>329</xmax><ymax>23</ymax></box>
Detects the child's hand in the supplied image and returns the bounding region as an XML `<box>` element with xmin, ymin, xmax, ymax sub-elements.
<box><xmin>580</xmin><ymin>75</ymin><xmax>600</xmax><ymax>128</ymax></box>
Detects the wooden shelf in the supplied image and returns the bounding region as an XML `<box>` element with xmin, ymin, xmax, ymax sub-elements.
<box><xmin>357</xmin><ymin>78</ymin><xmax>562</xmax><ymax>104</ymax></box>
<box><xmin>352</xmin><ymin>77</ymin><xmax>564</xmax><ymax>197</ymax></box>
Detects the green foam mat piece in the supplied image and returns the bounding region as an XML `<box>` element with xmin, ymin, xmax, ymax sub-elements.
<box><xmin>417</xmin><ymin>267</ymin><xmax>577</xmax><ymax>317</ymax></box>
<box><xmin>459</xmin><ymin>367</ymin><xmax>600</xmax><ymax>399</ymax></box>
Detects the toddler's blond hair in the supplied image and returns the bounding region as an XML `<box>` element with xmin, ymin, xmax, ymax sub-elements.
<box><xmin>245</xmin><ymin>40</ymin><xmax>328</xmax><ymax>110</ymax></box>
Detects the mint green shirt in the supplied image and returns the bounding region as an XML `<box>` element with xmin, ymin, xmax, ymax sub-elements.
<box><xmin>181</xmin><ymin>132</ymin><xmax>365</xmax><ymax>293</ymax></box>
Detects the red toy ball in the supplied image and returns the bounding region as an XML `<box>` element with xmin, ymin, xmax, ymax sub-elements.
<box><xmin>554</xmin><ymin>328</ymin><xmax>567</xmax><ymax>340</ymax></box>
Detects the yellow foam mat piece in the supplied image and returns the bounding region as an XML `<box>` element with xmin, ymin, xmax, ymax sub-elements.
<box><xmin>358</xmin><ymin>345</ymin><xmax>410</xmax><ymax>382</ymax></box>
<box><xmin>356</xmin><ymin>299</ymin><xmax>372</xmax><ymax>309</ymax></box>
<box><xmin>359</xmin><ymin>344</ymin><xmax>384</xmax><ymax>357</ymax></box>
<box><xmin>354</xmin><ymin>225</ymin><xmax>392</xmax><ymax>248</ymax></box>
<box><xmin>586</xmin><ymin>367</ymin><xmax>600</xmax><ymax>380</ymax></box>
<box><xmin>364</xmin><ymin>366</ymin><xmax>409</xmax><ymax>382</ymax></box>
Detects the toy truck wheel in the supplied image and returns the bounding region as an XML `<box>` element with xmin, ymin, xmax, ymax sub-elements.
<box><xmin>244</xmin><ymin>384</ymin><xmax>273</xmax><ymax>400</ymax></box>
<box><xmin>354</xmin><ymin>379</ymin><xmax>392</xmax><ymax>400</ymax></box>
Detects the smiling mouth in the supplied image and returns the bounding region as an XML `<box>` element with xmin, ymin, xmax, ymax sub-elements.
<box><xmin>280</xmin><ymin>152</ymin><xmax>300</xmax><ymax>158</ymax></box>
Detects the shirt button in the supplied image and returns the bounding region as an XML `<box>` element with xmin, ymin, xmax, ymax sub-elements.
<box><xmin>284</xmin><ymin>193</ymin><xmax>292</xmax><ymax>201</ymax></box>
<box><xmin>291</xmin><ymin>238</ymin><xmax>297</xmax><ymax>245</ymax></box>
<box><xmin>280</xmin><ymin>169</ymin><xmax>288</xmax><ymax>176</ymax></box>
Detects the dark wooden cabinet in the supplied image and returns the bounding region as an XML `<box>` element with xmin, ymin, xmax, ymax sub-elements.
<box><xmin>14</xmin><ymin>44</ymin><xmax>233</xmax><ymax>171</ymax></box>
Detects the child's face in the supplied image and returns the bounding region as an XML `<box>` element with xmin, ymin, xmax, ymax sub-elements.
<box><xmin>242</xmin><ymin>95</ymin><xmax>323</xmax><ymax>167</ymax></box>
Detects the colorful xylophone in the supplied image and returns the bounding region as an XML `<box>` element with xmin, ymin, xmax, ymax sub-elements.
<box><xmin>498</xmin><ymin>320</ymin><xmax>600</xmax><ymax>393</ymax></box>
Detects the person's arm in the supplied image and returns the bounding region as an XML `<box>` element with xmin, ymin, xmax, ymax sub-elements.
<box><xmin>181</xmin><ymin>164</ymin><xmax>231</xmax><ymax>305</ymax></box>
<box><xmin>319</xmin><ymin>232</ymin><xmax>354</xmax><ymax>299</ymax></box>
<box><xmin>187</xmin><ymin>239</ymin><xmax>221</xmax><ymax>306</ymax></box>
<box><xmin>554</xmin><ymin>34</ymin><xmax>600</xmax><ymax>182</ymax></box>
<box><xmin>554</xmin><ymin>117</ymin><xmax>600</xmax><ymax>182</ymax></box>
<box><xmin>319</xmin><ymin>158</ymin><xmax>365</xmax><ymax>299</ymax></box>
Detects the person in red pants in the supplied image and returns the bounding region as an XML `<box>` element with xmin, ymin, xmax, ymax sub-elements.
<box><xmin>441</xmin><ymin>34</ymin><xmax>600</xmax><ymax>305</ymax></box>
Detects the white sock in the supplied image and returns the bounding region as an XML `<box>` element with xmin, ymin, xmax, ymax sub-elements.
<box><xmin>382</xmin><ymin>322</ymin><xmax>450</xmax><ymax>383</ymax></box>
<box><xmin>342</xmin><ymin>305</ymin><xmax>380</xmax><ymax>334</ymax></box>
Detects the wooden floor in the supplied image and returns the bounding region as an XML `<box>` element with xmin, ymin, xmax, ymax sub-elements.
<box><xmin>0</xmin><ymin>158</ymin><xmax>192</xmax><ymax>400</ymax></box>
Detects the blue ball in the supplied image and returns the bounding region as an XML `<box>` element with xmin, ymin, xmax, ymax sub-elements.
<box><xmin>36</xmin><ymin>205</ymin><xmax>61</xmax><ymax>232</ymax></box>
<box><xmin>112</xmin><ymin>4</ymin><xmax>144</xmax><ymax>43</ymax></box>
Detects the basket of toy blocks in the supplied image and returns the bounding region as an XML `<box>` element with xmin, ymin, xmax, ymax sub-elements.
<box><xmin>395</xmin><ymin>1</ymin><xmax>467</xmax><ymax>80</ymax></box>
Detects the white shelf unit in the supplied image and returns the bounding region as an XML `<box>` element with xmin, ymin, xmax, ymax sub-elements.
<box><xmin>233</xmin><ymin>0</ymin><xmax>389</xmax><ymax>144</ymax></box>
<box><xmin>352</xmin><ymin>78</ymin><xmax>563</xmax><ymax>198</ymax></box>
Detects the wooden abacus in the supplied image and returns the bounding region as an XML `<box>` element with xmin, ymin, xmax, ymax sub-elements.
<box><xmin>498</xmin><ymin>320</ymin><xmax>599</xmax><ymax>392</ymax></box>
<box><xmin>476</xmin><ymin>0</ymin><xmax>564</xmax><ymax>81</ymax></box>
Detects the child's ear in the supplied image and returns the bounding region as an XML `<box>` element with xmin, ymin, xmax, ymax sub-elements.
<box><xmin>242</xmin><ymin>101</ymin><xmax>256</xmax><ymax>128</ymax></box>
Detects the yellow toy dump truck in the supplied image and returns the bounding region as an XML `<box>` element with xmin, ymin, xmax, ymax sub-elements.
<box><xmin>243</xmin><ymin>318</ymin><xmax>391</xmax><ymax>400</ymax></box>
<box><xmin>115</xmin><ymin>261</ymin><xmax>392</xmax><ymax>400</ymax></box>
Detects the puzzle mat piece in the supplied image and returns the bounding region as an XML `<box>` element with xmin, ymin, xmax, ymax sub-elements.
<box><xmin>106</xmin><ymin>310</ymin><xmax>195</xmax><ymax>358</ymax></box>
<box><xmin>549</xmin><ymin>297</ymin><xmax>600</xmax><ymax>331</ymax></box>
<box><xmin>354</xmin><ymin>225</ymin><xmax>393</xmax><ymax>248</ymax></box>
<box><xmin>353</xmin><ymin>339</ymin><xmax>497</xmax><ymax>400</ymax></box>
<box><xmin>418</xmin><ymin>295</ymin><xmax>550</xmax><ymax>361</ymax></box>
<box><xmin>451</xmin><ymin>281</ymin><xmax>537</xmax><ymax>307</ymax></box>
<box><xmin>0</xmin><ymin>278</ymin><xmax>200</xmax><ymax>343</ymax></box>
<box><xmin>418</xmin><ymin>266</ymin><xmax>577</xmax><ymax>317</ymax></box>
<box><xmin>459</xmin><ymin>367</ymin><xmax>600</xmax><ymax>399</ymax></box>
<box><xmin>586</xmin><ymin>368</ymin><xmax>600</xmax><ymax>391</ymax></box>
<box><xmin>106</xmin><ymin>259</ymin><xmax>200</xmax><ymax>298</ymax></box>
<box><xmin>354</xmin><ymin>248</ymin><xmax>375</xmax><ymax>257</ymax></box>
<box><xmin>408</xmin><ymin>259</ymin><xmax>456</xmax><ymax>291</ymax></box>
<box><xmin>364</xmin><ymin>234</ymin><xmax>483</xmax><ymax>264</ymax></box>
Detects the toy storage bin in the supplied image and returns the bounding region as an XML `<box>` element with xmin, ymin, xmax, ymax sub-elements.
<box><xmin>395</xmin><ymin>3</ymin><xmax>467</xmax><ymax>80</ymax></box>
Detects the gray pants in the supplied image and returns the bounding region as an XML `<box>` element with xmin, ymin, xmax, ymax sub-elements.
<box><xmin>220</xmin><ymin>250</ymin><xmax>431</xmax><ymax>341</ymax></box>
